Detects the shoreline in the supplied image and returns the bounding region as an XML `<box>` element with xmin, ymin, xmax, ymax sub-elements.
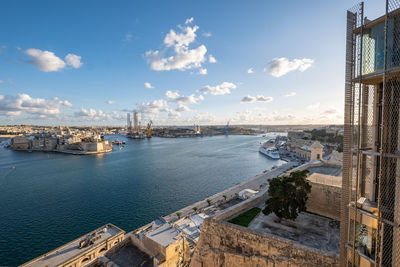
<box><xmin>11</xmin><ymin>148</ymin><xmax>113</xmax><ymax>155</ymax></box>
<box><xmin>132</xmin><ymin>159</ymin><xmax>298</xmax><ymax>233</ymax></box>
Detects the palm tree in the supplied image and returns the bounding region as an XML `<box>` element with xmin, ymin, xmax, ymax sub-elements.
<box><xmin>207</xmin><ymin>199</ymin><xmax>212</xmax><ymax>206</ymax></box>
<box><xmin>193</xmin><ymin>207</ymin><xmax>198</xmax><ymax>212</ymax></box>
<box><xmin>176</xmin><ymin>212</ymin><xmax>181</xmax><ymax>219</ymax></box>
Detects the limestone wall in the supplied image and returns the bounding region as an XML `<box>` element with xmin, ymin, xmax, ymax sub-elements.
<box><xmin>307</xmin><ymin>181</ymin><xmax>341</xmax><ymax>221</ymax></box>
<box><xmin>190</xmin><ymin>219</ymin><xmax>339</xmax><ymax>267</ymax></box>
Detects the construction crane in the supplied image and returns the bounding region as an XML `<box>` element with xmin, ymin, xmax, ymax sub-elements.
<box><xmin>224</xmin><ymin>121</ymin><xmax>230</xmax><ymax>135</ymax></box>
<box><xmin>146</xmin><ymin>120</ymin><xmax>152</xmax><ymax>138</ymax></box>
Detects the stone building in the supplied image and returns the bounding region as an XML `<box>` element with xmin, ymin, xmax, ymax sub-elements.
<box><xmin>21</xmin><ymin>224</ymin><xmax>125</xmax><ymax>267</ymax></box>
<box><xmin>310</xmin><ymin>141</ymin><xmax>323</xmax><ymax>161</ymax></box>
<box><xmin>10</xmin><ymin>136</ymin><xmax>30</xmax><ymax>150</ymax></box>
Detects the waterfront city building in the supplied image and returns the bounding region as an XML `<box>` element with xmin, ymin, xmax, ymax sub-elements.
<box><xmin>341</xmin><ymin>1</ymin><xmax>400</xmax><ymax>266</ymax></box>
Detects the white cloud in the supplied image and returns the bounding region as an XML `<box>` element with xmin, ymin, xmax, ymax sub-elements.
<box><xmin>144</xmin><ymin>82</ymin><xmax>154</xmax><ymax>89</ymax></box>
<box><xmin>284</xmin><ymin>92</ymin><xmax>296</xmax><ymax>97</ymax></box>
<box><xmin>241</xmin><ymin>95</ymin><xmax>273</xmax><ymax>103</ymax></box>
<box><xmin>209</xmin><ymin>55</ymin><xmax>217</xmax><ymax>63</ymax></box>
<box><xmin>185</xmin><ymin>17</ymin><xmax>194</xmax><ymax>24</ymax></box>
<box><xmin>0</xmin><ymin>94</ymin><xmax>72</xmax><ymax>117</ymax></box>
<box><xmin>198</xmin><ymin>82</ymin><xmax>236</xmax><ymax>95</ymax></box>
<box><xmin>198</xmin><ymin>68</ymin><xmax>207</xmax><ymax>75</ymax></box>
<box><xmin>164</xmin><ymin>108</ymin><xmax>181</xmax><ymax>118</ymax></box>
<box><xmin>146</xmin><ymin>21</ymin><xmax>210</xmax><ymax>71</ymax></box>
<box><xmin>202</xmin><ymin>32</ymin><xmax>212</xmax><ymax>37</ymax></box>
<box><xmin>74</xmin><ymin>108</ymin><xmax>113</xmax><ymax>121</ymax></box>
<box><xmin>267</xmin><ymin>57</ymin><xmax>314</xmax><ymax>77</ymax></box>
<box><xmin>65</xmin><ymin>54</ymin><xmax>83</xmax><ymax>69</ymax></box>
<box><xmin>139</xmin><ymin>99</ymin><xmax>168</xmax><ymax>115</ymax></box>
<box><xmin>0</xmin><ymin>45</ymin><xmax>6</xmax><ymax>54</ymax></box>
<box><xmin>25</xmin><ymin>49</ymin><xmax>66</xmax><ymax>72</ymax></box>
<box><xmin>106</xmin><ymin>100</ymin><xmax>115</xmax><ymax>105</ymax></box>
<box><xmin>164</xmin><ymin>25</ymin><xmax>199</xmax><ymax>48</ymax></box>
<box><xmin>193</xmin><ymin>112</ymin><xmax>217</xmax><ymax>124</ymax></box>
<box><xmin>146</xmin><ymin>45</ymin><xmax>207</xmax><ymax>71</ymax></box>
<box><xmin>16</xmin><ymin>46</ymin><xmax>22</xmax><ymax>51</ymax></box>
<box><xmin>25</xmin><ymin>49</ymin><xmax>83</xmax><ymax>72</ymax></box>
<box><xmin>111</xmin><ymin>111</ymin><xmax>124</xmax><ymax>120</ymax></box>
<box><xmin>124</xmin><ymin>33</ymin><xmax>133</xmax><ymax>41</ymax></box>
<box><xmin>307</xmin><ymin>102</ymin><xmax>320</xmax><ymax>109</ymax></box>
<box><xmin>321</xmin><ymin>109</ymin><xmax>338</xmax><ymax>115</ymax></box>
<box><xmin>0</xmin><ymin>80</ymin><xmax>3</xmax><ymax>84</ymax></box>
<box><xmin>169</xmin><ymin>94</ymin><xmax>203</xmax><ymax>105</ymax></box>
<box><xmin>175</xmin><ymin>104</ymin><xmax>191</xmax><ymax>112</ymax></box>
<box><xmin>273</xmin><ymin>114</ymin><xmax>295</xmax><ymax>121</ymax></box>
<box><xmin>247</xmin><ymin>68</ymin><xmax>254</xmax><ymax>74</ymax></box>
<box><xmin>165</xmin><ymin>90</ymin><xmax>180</xmax><ymax>99</ymax></box>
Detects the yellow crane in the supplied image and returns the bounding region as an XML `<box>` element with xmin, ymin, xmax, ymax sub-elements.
<box><xmin>146</xmin><ymin>120</ymin><xmax>152</xmax><ymax>138</ymax></box>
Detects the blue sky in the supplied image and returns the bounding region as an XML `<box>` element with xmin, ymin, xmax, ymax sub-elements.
<box><xmin>0</xmin><ymin>0</ymin><xmax>383</xmax><ymax>126</ymax></box>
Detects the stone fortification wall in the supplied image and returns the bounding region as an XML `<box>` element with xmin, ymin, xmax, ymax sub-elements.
<box><xmin>307</xmin><ymin>181</ymin><xmax>341</xmax><ymax>221</ymax></box>
<box><xmin>190</xmin><ymin>218</ymin><xmax>339</xmax><ymax>267</ymax></box>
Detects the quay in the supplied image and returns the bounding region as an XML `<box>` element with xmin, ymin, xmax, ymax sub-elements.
<box><xmin>19</xmin><ymin>160</ymin><xmax>298</xmax><ymax>267</ymax></box>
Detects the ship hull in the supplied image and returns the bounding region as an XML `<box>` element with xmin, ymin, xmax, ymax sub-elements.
<box><xmin>259</xmin><ymin>147</ymin><xmax>280</xmax><ymax>160</ymax></box>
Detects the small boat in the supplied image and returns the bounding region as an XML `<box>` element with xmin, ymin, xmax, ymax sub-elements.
<box><xmin>127</xmin><ymin>133</ymin><xmax>145</xmax><ymax>139</ymax></box>
<box><xmin>111</xmin><ymin>139</ymin><xmax>125</xmax><ymax>145</ymax></box>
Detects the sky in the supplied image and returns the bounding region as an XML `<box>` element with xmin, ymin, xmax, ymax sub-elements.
<box><xmin>0</xmin><ymin>0</ymin><xmax>384</xmax><ymax>126</ymax></box>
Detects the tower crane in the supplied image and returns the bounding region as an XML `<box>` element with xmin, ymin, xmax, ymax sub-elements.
<box><xmin>146</xmin><ymin>120</ymin><xmax>152</xmax><ymax>138</ymax></box>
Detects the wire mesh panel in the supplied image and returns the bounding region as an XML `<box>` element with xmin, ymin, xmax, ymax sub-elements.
<box><xmin>388</xmin><ymin>0</ymin><xmax>400</xmax><ymax>13</ymax></box>
<box><xmin>375</xmin><ymin>1</ymin><xmax>400</xmax><ymax>266</ymax></box>
<box><xmin>341</xmin><ymin>3</ymin><xmax>364</xmax><ymax>266</ymax></box>
<box><xmin>343</xmin><ymin>1</ymin><xmax>400</xmax><ymax>266</ymax></box>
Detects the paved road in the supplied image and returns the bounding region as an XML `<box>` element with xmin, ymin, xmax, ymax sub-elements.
<box><xmin>163</xmin><ymin>160</ymin><xmax>299</xmax><ymax>221</ymax></box>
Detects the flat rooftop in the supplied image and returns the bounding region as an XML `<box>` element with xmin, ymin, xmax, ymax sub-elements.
<box><xmin>308</xmin><ymin>172</ymin><xmax>342</xmax><ymax>187</ymax></box>
<box><xmin>307</xmin><ymin>165</ymin><xmax>342</xmax><ymax>176</ymax></box>
<box><xmin>22</xmin><ymin>224</ymin><xmax>123</xmax><ymax>267</ymax></box>
<box><xmin>175</xmin><ymin>213</ymin><xmax>208</xmax><ymax>243</ymax></box>
<box><xmin>248</xmin><ymin>212</ymin><xmax>340</xmax><ymax>254</ymax></box>
<box><xmin>146</xmin><ymin>223</ymin><xmax>181</xmax><ymax>248</ymax></box>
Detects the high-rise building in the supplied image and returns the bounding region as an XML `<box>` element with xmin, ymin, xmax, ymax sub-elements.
<box><xmin>341</xmin><ymin>1</ymin><xmax>400</xmax><ymax>266</ymax></box>
<box><xmin>127</xmin><ymin>113</ymin><xmax>131</xmax><ymax>132</ymax></box>
<box><xmin>133</xmin><ymin>110</ymin><xmax>139</xmax><ymax>131</ymax></box>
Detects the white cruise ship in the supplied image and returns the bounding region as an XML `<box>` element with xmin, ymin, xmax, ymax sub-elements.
<box><xmin>259</xmin><ymin>140</ymin><xmax>280</xmax><ymax>159</ymax></box>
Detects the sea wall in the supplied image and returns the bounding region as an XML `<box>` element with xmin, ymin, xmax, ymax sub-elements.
<box><xmin>190</xmin><ymin>218</ymin><xmax>339</xmax><ymax>267</ymax></box>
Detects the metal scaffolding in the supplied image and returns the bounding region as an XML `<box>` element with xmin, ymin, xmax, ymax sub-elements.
<box><xmin>342</xmin><ymin>1</ymin><xmax>400</xmax><ymax>266</ymax></box>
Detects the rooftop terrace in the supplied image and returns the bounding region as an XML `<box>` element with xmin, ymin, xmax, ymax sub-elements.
<box><xmin>248</xmin><ymin>212</ymin><xmax>340</xmax><ymax>254</ymax></box>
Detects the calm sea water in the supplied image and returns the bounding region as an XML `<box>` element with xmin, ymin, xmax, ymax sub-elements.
<box><xmin>0</xmin><ymin>134</ymin><xmax>284</xmax><ymax>266</ymax></box>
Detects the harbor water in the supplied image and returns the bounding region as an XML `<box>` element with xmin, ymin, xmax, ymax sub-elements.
<box><xmin>0</xmin><ymin>134</ymin><xmax>285</xmax><ymax>265</ymax></box>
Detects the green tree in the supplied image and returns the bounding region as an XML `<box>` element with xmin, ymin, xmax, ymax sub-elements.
<box><xmin>223</xmin><ymin>195</ymin><xmax>227</xmax><ymax>201</ymax></box>
<box><xmin>207</xmin><ymin>199</ymin><xmax>212</xmax><ymax>206</ymax></box>
<box><xmin>193</xmin><ymin>207</ymin><xmax>198</xmax><ymax>212</ymax></box>
<box><xmin>176</xmin><ymin>212</ymin><xmax>181</xmax><ymax>218</ymax></box>
<box><xmin>263</xmin><ymin>170</ymin><xmax>311</xmax><ymax>222</ymax></box>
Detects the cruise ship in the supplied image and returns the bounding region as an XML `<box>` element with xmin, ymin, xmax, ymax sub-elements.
<box><xmin>259</xmin><ymin>140</ymin><xmax>280</xmax><ymax>159</ymax></box>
